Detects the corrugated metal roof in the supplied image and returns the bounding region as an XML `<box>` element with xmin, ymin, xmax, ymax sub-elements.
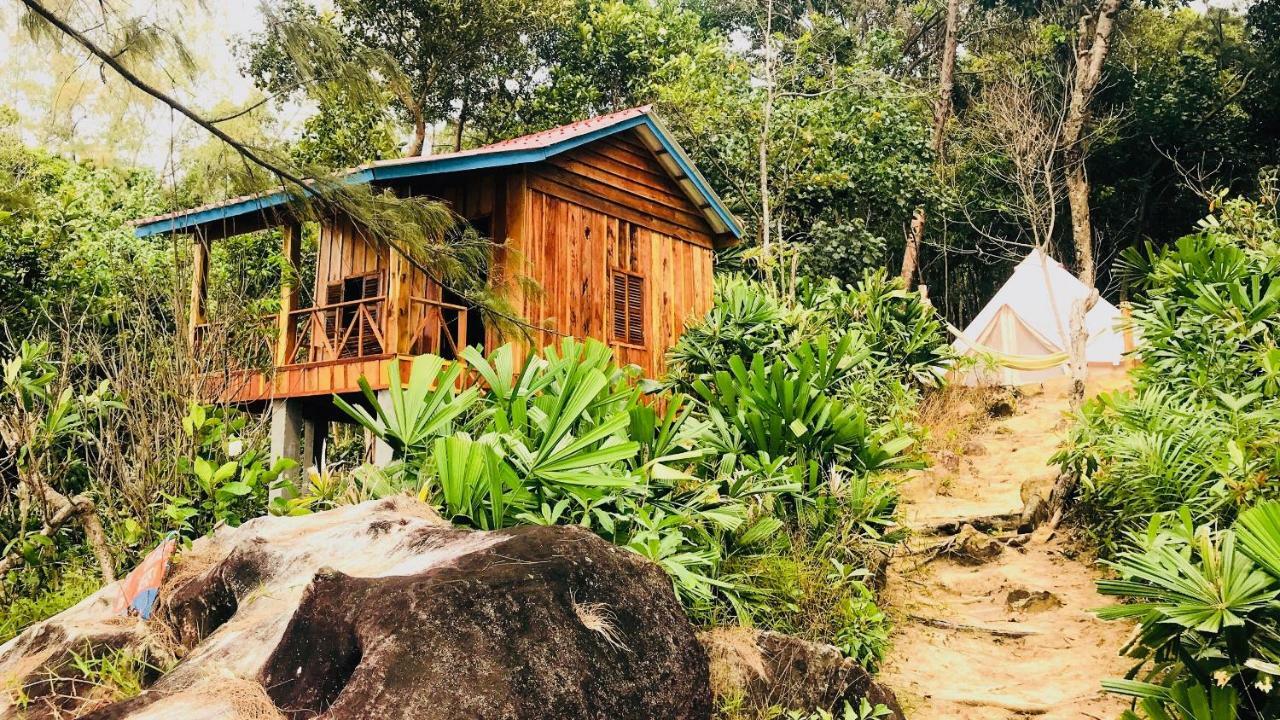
<box><xmin>133</xmin><ymin>106</ymin><xmax>742</xmax><ymax>239</ymax></box>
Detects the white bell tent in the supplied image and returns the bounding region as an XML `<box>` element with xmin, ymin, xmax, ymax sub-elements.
<box><xmin>951</xmin><ymin>248</ymin><xmax>1132</xmax><ymax>386</ymax></box>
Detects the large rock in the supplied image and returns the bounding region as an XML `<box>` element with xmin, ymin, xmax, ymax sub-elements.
<box><xmin>0</xmin><ymin>497</ymin><xmax>710</xmax><ymax>720</ymax></box>
<box><xmin>700</xmin><ymin>627</ymin><xmax>904</xmax><ymax>719</ymax></box>
<box><xmin>939</xmin><ymin>523</ymin><xmax>1004</xmax><ymax>565</ymax></box>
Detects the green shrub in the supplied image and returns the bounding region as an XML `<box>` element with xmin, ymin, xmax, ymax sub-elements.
<box><xmin>667</xmin><ymin>270</ymin><xmax>952</xmax><ymax>398</ymax></box>
<box><xmin>1056</xmin><ymin>199</ymin><xmax>1280</xmax><ymax>552</ymax></box>
<box><xmin>1061</xmin><ymin>198</ymin><xmax>1280</xmax><ymax>716</ymax></box>
<box><xmin>1096</xmin><ymin>502</ymin><xmax>1280</xmax><ymax>719</ymax></box>
<box><xmin>332</xmin><ymin>334</ymin><xmax>920</xmax><ymax>633</ymax></box>
<box><xmin>167</xmin><ymin>403</ymin><xmax>297</xmax><ymax>534</ymax></box>
<box><xmin>0</xmin><ymin>567</ymin><xmax>99</xmax><ymax>643</ymax></box>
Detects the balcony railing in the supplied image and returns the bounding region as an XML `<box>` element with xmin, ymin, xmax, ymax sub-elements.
<box><xmin>409</xmin><ymin>297</ymin><xmax>468</xmax><ymax>359</ymax></box>
<box><xmin>194</xmin><ymin>295</ymin><xmax>469</xmax><ymax>370</ymax></box>
<box><xmin>287</xmin><ymin>296</ymin><xmax>388</xmax><ymax>364</ymax></box>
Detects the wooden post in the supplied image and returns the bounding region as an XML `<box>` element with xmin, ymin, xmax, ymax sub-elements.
<box><xmin>187</xmin><ymin>233</ymin><xmax>210</xmax><ymax>348</ymax></box>
<box><xmin>502</xmin><ymin>168</ymin><xmax>530</xmax><ymax>353</ymax></box>
<box><xmin>1120</xmin><ymin>301</ymin><xmax>1135</xmax><ymax>367</ymax></box>
<box><xmin>386</xmin><ymin>239</ymin><xmax>411</xmax><ymax>357</ymax></box>
<box><xmin>275</xmin><ymin>222</ymin><xmax>302</xmax><ymax>367</ymax></box>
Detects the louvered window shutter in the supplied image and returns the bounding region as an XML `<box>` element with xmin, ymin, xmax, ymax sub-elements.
<box><xmin>310</xmin><ymin>281</ymin><xmax>341</xmax><ymax>361</ymax></box>
<box><xmin>322</xmin><ymin>281</ymin><xmax>343</xmax><ymax>334</ymax></box>
<box><xmin>361</xmin><ymin>271</ymin><xmax>383</xmax><ymax>299</ymax></box>
<box><xmin>626</xmin><ymin>275</ymin><xmax>644</xmax><ymax>345</ymax></box>
<box><xmin>612</xmin><ymin>273</ymin><xmax>628</xmax><ymax>342</ymax></box>
<box><xmin>611</xmin><ymin>271</ymin><xmax>644</xmax><ymax>346</ymax></box>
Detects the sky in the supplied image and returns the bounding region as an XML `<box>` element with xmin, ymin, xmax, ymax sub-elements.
<box><xmin>0</xmin><ymin>0</ymin><xmax>319</xmax><ymax>173</ymax></box>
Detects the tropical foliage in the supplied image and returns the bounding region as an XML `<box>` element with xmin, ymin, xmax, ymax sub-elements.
<box><xmin>1097</xmin><ymin>504</ymin><xmax>1280</xmax><ymax>719</ymax></box>
<box><xmin>1055</xmin><ymin>199</ymin><xmax>1280</xmax><ymax>553</ymax></box>
<box><xmin>294</xmin><ymin>279</ymin><xmax>948</xmax><ymax>660</ymax></box>
<box><xmin>0</xmin><ymin>111</ymin><xmax>167</xmax><ymax>343</ymax></box>
<box><xmin>668</xmin><ymin>271</ymin><xmax>951</xmax><ymax>397</ymax></box>
<box><xmin>1053</xmin><ymin>198</ymin><xmax>1280</xmax><ymax>717</ymax></box>
<box><xmin>330</xmin><ymin>334</ymin><xmax>921</xmax><ymax>634</ymax></box>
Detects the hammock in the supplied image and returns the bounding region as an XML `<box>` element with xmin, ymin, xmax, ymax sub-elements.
<box><xmin>946</xmin><ymin>322</ymin><xmax>1069</xmax><ymax>370</ymax></box>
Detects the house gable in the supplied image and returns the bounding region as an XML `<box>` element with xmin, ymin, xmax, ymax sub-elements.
<box><xmin>530</xmin><ymin>130</ymin><xmax>719</xmax><ymax>248</ymax></box>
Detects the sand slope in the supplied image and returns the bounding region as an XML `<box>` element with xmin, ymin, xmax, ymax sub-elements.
<box><xmin>880</xmin><ymin>373</ymin><xmax>1134</xmax><ymax>719</ymax></box>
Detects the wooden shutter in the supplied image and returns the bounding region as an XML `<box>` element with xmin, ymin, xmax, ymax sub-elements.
<box><xmin>611</xmin><ymin>271</ymin><xmax>644</xmax><ymax>346</ymax></box>
<box><xmin>319</xmin><ymin>281</ymin><xmax>344</xmax><ymax>359</ymax></box>
<box><xmin>359</xmin><ymin>271</ymin><xmax>383</xmax><ymax>300</ymax></box>
<box><xmin>612</xmin><ymin>273</ymin><xmax>628</xmax><ymax>341</ymax></box>
<box><xmin>360</xmin><ymin>271</ymin><xmax>384</xmax><ymax>356</ymax></box>
<box><xmin>341</xmin><ymin>271</ymin><xmax>385</xmax><ymax>357</ymax></box>
<box><xmin>626</xmin><ymin>275</ymin><xmax>644</xmax><ymax>345</ymax></box>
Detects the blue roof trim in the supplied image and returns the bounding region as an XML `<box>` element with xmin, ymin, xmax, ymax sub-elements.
<box><xmin>134</xmin><ymin>112</ymin><xmax>742</xmax><ymax>239</ymax></box>
<box><xmin>134</xmin><ymin>168</ymin><xmax>376</xmax><ymax>238</ymax></box>
<box><xmin>640</xmin><ymin>115</ymin><xmax>744</xmax><ymax>238</ymax></box>
<box><xmin>135</xmin><ymin>192</ymin><xmax>288</xmax><ymax>238</ymax></box>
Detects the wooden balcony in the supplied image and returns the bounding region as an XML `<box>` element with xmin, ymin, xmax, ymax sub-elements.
<box><xmin>195</xmin><ymin>296</ymin><xmax>468</xmax><ymax>404</ymax></box>
<box><xmin>409</xmin><ymin>296</ymin><xmax>468</xmax><ymax>357</ymax></box>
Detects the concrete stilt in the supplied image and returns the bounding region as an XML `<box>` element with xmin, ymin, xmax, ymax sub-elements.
<box><xmin>372</xmin><ymin>389</ymin><xmax>395</xmax><ymax>466</ymax></box>
<box><xmin>269</xmin><ymin>398</ymin><xmax>304</xmax><ymax>498</ymax></box>
<box><xmin>302</xmin><ymin>418</ymin><xmax>329</xmax><ymax>474</ymax></box>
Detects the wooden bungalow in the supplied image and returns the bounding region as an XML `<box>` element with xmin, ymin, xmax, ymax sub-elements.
<box><xmin>133</xmin><ymin>106</ymin><xmax>741</xmax><ymax>469</ymax></box>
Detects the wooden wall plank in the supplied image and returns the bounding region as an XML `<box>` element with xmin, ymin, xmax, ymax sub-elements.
<box><xmin>528</xmin><ymin>174</ymin><xmax>713</xmax><ymax>249</ymax></box>
<box><xmin>547</xmin><ymin>155</ymin><xmax>687</xmax><ymax>210</ymax></box>
<box><xmin>534</xmin><ymin>164</ymin><xmax>708</xmax><ymax>233</ymax></box>
<box><xmin>509</xmin><ymin>187</ymin><xmax>713</xmax><ymax>378</ymax></box>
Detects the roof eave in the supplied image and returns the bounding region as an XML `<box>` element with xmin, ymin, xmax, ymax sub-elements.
<box><xmin>134</xmin><ymin>110</ymin><xmax>743</xmax><ymax>241</ymax></box>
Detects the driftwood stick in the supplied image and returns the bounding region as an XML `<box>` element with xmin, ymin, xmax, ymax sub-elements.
<box><xmin>917</xmin><ymin>512</ymin><xmax>1023</xmax><ymax>536</ymax></box>
<box><xmin>1003</xmin><ymin>532</ymin><xmax>1032</xmax><ymax>548</ymax></box>
<box><xmin>948</xmin><ymin>696</ymin><xmax>1049</xmax><ymax>714</ymax></box>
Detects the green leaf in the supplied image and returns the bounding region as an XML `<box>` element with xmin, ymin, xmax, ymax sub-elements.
<box><xmin>212</xmin><ymin>461</ymin><xmax>239</xmax><ymax>484</ymax></box>
<box><xmin>218</xmin><ymin>481</ymin><xmax>253</xmax><ymax>496</ymax></box>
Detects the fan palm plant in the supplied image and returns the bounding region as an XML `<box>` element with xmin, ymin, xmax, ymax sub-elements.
<box><xmin>1096</xmin><ymin>504</ymin><xmax>1280</xmax><ymax>718</ymax></box>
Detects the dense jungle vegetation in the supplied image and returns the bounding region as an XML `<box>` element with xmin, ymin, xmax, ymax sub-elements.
<box><xmin>1053</xmin><ymin>197</ymin><xmax>1280</xmax><ymax>719</ymax></box>
<box><xmin>2</xmin><ymin>0</ymin><xmax>1280</xmax><ymax>717</ymax></box>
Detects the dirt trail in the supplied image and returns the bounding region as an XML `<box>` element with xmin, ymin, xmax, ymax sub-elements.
<box><xmin>879</xmin><ymin>373</ymin><xmax>1133</xmax><ymax>719</ymax></box>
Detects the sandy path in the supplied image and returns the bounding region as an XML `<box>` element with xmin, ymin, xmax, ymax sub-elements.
<box><xmin>879</xmin><ymin>374</ymin><xmax>1133</xmax><ymax>719</ymax></box>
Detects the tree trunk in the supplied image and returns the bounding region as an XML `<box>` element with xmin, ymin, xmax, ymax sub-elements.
<box><xmin>901</xmin><ymin>208</ymin><xmax>926</xmax><ymax>283</ymax></box>
<box><xmin>454</xmin><ymin>97</ymin><xmax>469</xmax><ymax>153</ymax></box>
<box><xmin>1067</xmin><ymin>290</ymin><xmax>1099</xmax><ymax>410</ymax></box>
<box><xmin>1048</xmin><ymin>288</ymin><xmax>1101</xmax><ymax>523</ymax></box>
<box><xmin>758</xmin><ymin>2</ymin><xmax>775</xmax><ymax>260</ymax></box>
<box><xmin>930</xmin><ymin>0</ymin><xmax>961</xmax><ymax>165</ymax></box>
<box><xmin>1065</xmin><ymin>166</ymin><xmax>1095</xmax><ymax>286</ymax></box>
<box><xmin>900</xmin><ymin>0</ymin><xmax>960</xmax><ymax>285</ymax></box>
<box><xmin>1058</xmin><ymin>0</ymin><xmax>1121</xmax><ymax>448</ymax></box>
<box><xmin>408</xmin><ymin>107</ymin><xmax>428</xmax><ymax>157</ymax></box>
<box><xmin>0</xmin><ymin>417</ymin><xmax>116</xmax><ymax>584</ymax></box>
<box><xmin>1061</xmin><ymin>0</ymin><xmax>1121</xmax><ymax>289</ymax></box>
<box><xmin>0</xmin><ymin>481</ymin><xmax>116</xmax><ymax>583</ymax></box>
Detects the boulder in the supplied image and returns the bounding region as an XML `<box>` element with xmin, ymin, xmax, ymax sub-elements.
<box><xmin>0</xmin><ymin>497</ymin><xmax>709</xmax><ymax>720</ymax></box>
<box><xmin>1018</xmin><ymin>472</ymin><xmax>1057</xmax><ymax>530</ymax></box>
<box><xmin>700</xmin><ymin>627</ymin><xmax>903</xmax><ymax>719</ymax></box>
<box><xmin>1006</xmin><ymin>589</ymin><xmax>1064</xmax><ymax>613</ymax></box>
<box><xmin>939</xmin><ymin>524</ymin><xmax>1004</xmax><ymax>565</ymax></box>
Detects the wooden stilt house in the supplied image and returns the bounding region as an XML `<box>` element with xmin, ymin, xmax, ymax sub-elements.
<box><xmin>132</xmin><ymin>107</ymin><xmax>741</xmax><ymax>467</ymax></box>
